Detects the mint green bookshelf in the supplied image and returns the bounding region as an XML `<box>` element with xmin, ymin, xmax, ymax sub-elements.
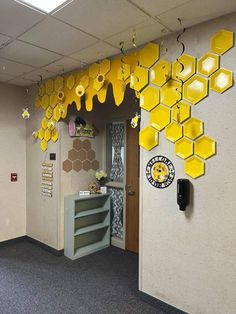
<box><xmin>64</xmin><ymin>193</ymin><xmax>111</xmax><ymax>260</ymax></box>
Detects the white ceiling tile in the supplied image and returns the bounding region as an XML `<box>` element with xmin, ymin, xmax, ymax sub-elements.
<box><xmin>157</xmin><ymin>0</ymin><xmax>236</xmax><ymax>31</ymax></box>
<box><xmin>19</xmin><ymin>17</ymin><xmax>98</xmax><ymax>55</ymax></box>
<box><xmin>0</xmin><ymin>40</ymin><xmax>61</xmax><ymax>67</ymax></box>
<box><xmin>70</xmin><ymin>42</ymin><xmax>120</xmax><ymax>64</ymax></box>
<box><xmin>53</xmin><ymin>0</ymin><xmax>148</xmax><ymax>39</ymax></box>
<box><xmin>0</xmin><ymin>0</ymin><xmax>45</xmax><ymax>37</ymax></box>
<box><xmin>0</xmin><ymin>58</ymin><xmax>34</xmax><ymax>76</ymax></box>
<box><xmin>131</xmin><ymin>0</ymin><xmax>190</xmax><ymax>16</ymax></box>
<box><xmin>7</xmin><ymin>77</ymin><xmax>35</xmax><ymax>87</ymax></box>
<box><xmin>22</xmin><ymin>69</ymin><xmax>55</xmax><ymax>82</ymax></box>
<box><xmin>0</xmin><ymin>72</ymin><xmax>14</xmax><ymax>82</ymax></box>
<box><xmin>42</xmin><ymin>57</ymin><xmax>85</xmax><ymax>73</ymax></box>
<box><xmin>106</xmin><ymin>19</ymin><xmax>170</xmax><ymax>50</ymax></box>
<box><xmin>0</xmin><ymin>34</ymin><xmax>11</xmax><ymax>47</ymax></box>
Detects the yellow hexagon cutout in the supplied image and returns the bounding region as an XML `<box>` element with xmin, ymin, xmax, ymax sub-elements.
<box><xmin>45</xmin><ymin>106</ymin><xmax>53</xmax><ymax>119</ymax></box>
<box><xmin>54</xmin><ymin>76</ymin><xmax>64</xmax><ymax>91</ymax></box>
<box><xmin>40</xmin><ymin>139</ymin><xmax>48</xmax><ymax>152</ymax></box>
<box><xmin>165</xmin><ymin>122</ymin><xmax>183</xmax><ymax>143</ymax></box>
<box><xmin>117</xmin><ymin>63</ymin><xmax>130</xmax><ymax>82</ymax></box>
<box><xmin>140</xmin><ymin>86</ymin><xmax>159</xmax><ymax>112</ymax></box>
<box><xmin>210</xmin><ymin>68</ymin><xmax>233</xmax><ymax>93</ymax></box>
<box><xmin>150</xmin><ymin>104</ymin><xmax>171</xmax><ymax>131</ymax></box>
<box><xmin>53</xmin><ymin>105</ymin><xmax>62</xmax><ymax>122</ymax></box>
<box><xmin>183</xmin><ymin>118</ymin><xmax>204</xmax><ymax>140</ymax></box>
<box><xmin>195</xmin><ymin>136</ymin><xmax>216</xmax><ymax>159</ymax></box>
<box><xmin>100</xmin><ymin>59</ymin><xmax>110</xmax><ymax>75</ymax></box>
<box><xmin>49</xmin><ymin>93</ymin><xmax>58</xmax><ymax>109</ymax></box>
<box><xmin>38</xmin><ymin>84</ymin><xmax>45</xmax><ymax>97</ymax></box>
<box><xmin>38</xmin><ymin>128</ymin><xmax>45</xmax><ymax>140</ymax></box>
<box><xmin>89</xmin><ymin>63</ymin><xmax>100</xmax><ymax>79</ymax></box>
<box><xmin>41</xmin><ymin>117</ymin><xmax>49</xmax><ymax>130</ymax></box>
<box><xmin>172</xmin><ymin>101</ymin><xmax>191</xmax><ymax>123</ymax></box>
<box><xmin>175</xmin><ymin>137</ymin><xmax>194</xmax><ymax>159</ymax></box>
<box><xmin>139</xmin><ymin>43</ymin><xmax>159</xmax><ymax>68</ymax></box>
<box><xmin>150</xmin><ymin>59</ymin><xmax>171</xmax><ymax>87</ymax></box>
<box><xmin>35</xmin><ymin>97</ymin><xmax>41</xmax><ymax>108</ymax></box>
<box><xmin>211</xmin><ymin>29</ymin><xmax>234</xmax><ymax>55</ymax></box>
<box><xmin>139</xmin><ymin>125</ymin><xmax>159</xmax><ymax>151</ymax></box>
<box><xmin>185</xmin><ymin>156</ymin><xmax>205</xmax><ymax>179</ymax></box>
<box><xmin>197</xmin><ymin>52</ymin><xmax>219</xmax><ymax>77</ymax></box>
<box><xmin>183</xmin><ymin>75</ymin><xmax>208</xmax><ymax>105</ymax></box>
<box><xmin>66</xmin><ymin>74</ymin><xmax>75</xmax><ymax>90</ymax></box>
<box><xmin>80</xmin><ymin>75</ymin><xmax>89</xmax><ymax>89</ymax></box>
<box><xmin>160</xmin><ymin>79</ymin><xmax>182</xmax><ymax>107</ymax></box>
<box><xmin>130</xmin><ymin>66</ymin><xmax>149</xmax><ymax>91</ymax></box>
<box><xmin>41</xmin><ymin>94</ymin><xmax>50</xmax><ymax>110</ymax></box>
<box><xmin>44</xmin><ymin>129</ymin><xmax>51</xmax><ymax>142</ymax></box>
<box><xmin>172</xmin><ymin>54</ymin><xmax>196</xmax><ymax>82</ymax></box>
<box><xmin>47</xmin><ymin>119</ymin><xmax>56</xmax><ymax>130</ymax></box>
<box><xmin>45</xmin><ymin>79</ymin><xmax>54</xmax><ymax>95</ymax></box>
<box><xmin>51</xmin><ymin>129</ymin><xmax>59</xmax><ymax>143</ymax></box>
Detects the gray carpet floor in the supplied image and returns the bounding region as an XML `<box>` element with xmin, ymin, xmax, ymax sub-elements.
<box><xmin>0</xmin><ymin>242</ymin><xmax>168</xmax><ymax>314</ymax></box>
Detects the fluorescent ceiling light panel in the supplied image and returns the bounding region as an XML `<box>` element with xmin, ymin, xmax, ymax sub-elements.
<box><xmin>15</xmin><ymin>0</ymin><xmax>71</xmax><ymax>13</ymax></box>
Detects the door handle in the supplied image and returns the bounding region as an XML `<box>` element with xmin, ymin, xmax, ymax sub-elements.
<box><xmin>126</xmin><ymin>185</ymin><xmax>135</xmax><ymax>196</ymax></box>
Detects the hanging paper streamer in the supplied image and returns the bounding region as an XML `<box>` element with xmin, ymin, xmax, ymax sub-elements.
<box><xmin>132</xmin><ymin>29</ymin><xmax>137</xmax><ymax>48</ymax></box>
<box><xmin>131</xmin><ymin>112</ymin><xmax>141</xmax><ymax>128</ymax></box>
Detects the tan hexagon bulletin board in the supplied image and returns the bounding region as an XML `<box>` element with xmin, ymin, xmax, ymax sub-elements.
<box><xmin>62</xmin><ymin>139</ymin><xmax>99</xmax><ymax>173</ymax></box>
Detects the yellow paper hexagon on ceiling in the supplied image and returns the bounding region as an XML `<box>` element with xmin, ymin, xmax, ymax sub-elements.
<box><xmin>140</xmin><ymin>86</ymin><xmax>159</xmax><ymax>111</ymax></box>
<box><xmin>165</xmin><ymin>122</ymin><xmax>183</xmax><ymax>143</ymax></box>
<box><xmin>130</xmin><ymin>66</ymin><xmax>149</xmax><ymax>91</ymax></box>
<box><xmin>41</xmin><ymin>94</ymin><xmax>50</xmax><ymax>110</ymax></box>
<box><xmin>40</xmin><ymin>139</ymin><xmax>48</xmax><ymax>152</ymax></box>
<box><xmin>150</xmin><ymin>59</ymin><xmax>171</xmax><ymax>87</ymax></box>
<box><xmin>195</xmin><ymin>136</ymin><xmax>216</xmax><ymax>159</ymax></box>
<box><xmin>55</xmin><ymin>76</ymin><xmax>64</xmax><ymax>91</ymax></box>
<box><xmin>41</xmin><ymin>117</ymin><xmax>49</xmax><ymax>130</ymax></box>
<box><xmin>139</xmin><ymin>43</ymin><xmax>159</xmax><ymax>68</ymax></box>
<box><xmin>100</xmin><ymin>59</ymin><xmax>111</xmax><ymax>75</ymax></box>
<box><xmin>197</xmin><ymin>52</ymin><xmax>219</xmax><ymax>77</ymax></box>
<box><xmin>89</xmin><ymin>63</ymin><xmax>100</xmax><ymax>78</ymax></box>
<box><xmin>45</xmin><ymin>106</ymin><xmax>53</xmax><ymax>119</ymax></box>
<box><xmin>210</xmin><ymin>68</ymin><xmax>233</xmax><ymax>93</ymax></box>
<box><xmin>38</xmin><ymin>128</ymin><xmax>44</xmax><ymax>140</ymax></box>
<box><xmin>150</xmin><ymin>104</ymin><xmax>171</xmax><ymax>131</ymax></box>
<box><xmin>44</xmin><ymin>129</ymin><xmax>51</xmax><ymax>142</ymax></box>
<box><xmin>172</xmin><ymin>54</ymin><xmax>196</xmax><ymax>82</ymax></box>
<box><xmin>139</xmin><ymin>125</ymin><xmax>159</xmax><ymax>151</ymax></box>
<box><xmin>67</xmin><ymin>74</ymin><xmax>75</xmax><ymax>90</ymax></box>
<box><xmin>160</xmin><ymin>79</ymin><xmax>182</xmax><ymax>107</ymax></box>
<box><xmin>183</xmin><ymin>75</ymin><xmax>208</xmax><ymax>105</ymax></box>
<box><xmin>183</xmin><ymin>118</ymin><xmax>204</xmax><ymax>140</ymax></box>
<box><xmin>211</xmin><ymin>29</ymin><xmax>234</xmax><ymax>55</ymax></box>
<box><xmin>175</xmin><ymin>137</ymin><xmax>194</xmax><ymax>159</ymax></box>
<box><xmin>172</xmin><ymin>101</ymin><xmax>191</xmax><ymax>123</ymax></box>
<box><xmin>51</xmin><ymin>129</ymin><xmax>59</xmax><ymax>143</ymax></box>
<box><xmin>185</xmin><ymin>156</ymin><xmax>205</xmax><ymax>179</ymax></box>
<box><xmin>45</xmin><ymin>79</ymin><xmax>54</xmax><ymax>95</ymax></box>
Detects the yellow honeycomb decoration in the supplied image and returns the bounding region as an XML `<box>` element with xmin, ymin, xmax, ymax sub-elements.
<box><xmin>210</xmin><ymin>68</ymin><xmax>233</xmax><ymax>93</ymax></box>
<box><xmin>139</xmin><ymin>43</ymin><xmax>159</xmax><ymax>68</ymax></box>
<box><xmin>165</xmin><ymin>122</ymin><xmax>183</xmax><ymax>143</ymax></box>
<box><xmin>172</xmin><ymin>101</ymin><xmax>191</xmax><ymax>123</ymax></box>
<box><xmin>183</xmin><ymin>118</ymin><xmax>204</xmax><ymax>140</ymax></box>
<box><xmin>195</xmin><ymin>136</ymin><xmax>216</xmax><ymax>159</ymax></box>
<box><xmin>197</xmin><ymin>52</ymin><xmax>219</xmax><ymax>77</ymax></box>
<box><xmin>140</xmin><ymin>86</ymin><xmax>159</xmax><ymax>111</ymax></box>
<box><xmin>184</xmin><ymin>156</ymin><xmax>205</xmax><ymax>179</ymax></box>
<box><xmin>33</xmin><ymin>29</ymin><xmax>235</xmax><ymax>179</ymax></box>
<box><xmin>139</xmin><ymin>125</ymin><xmax>159</xmax><ymax>151</ymax></box>
<box><xmin>211</xmin><ymin>29</ymin><xmax>234</xmax><ymax>55</ymax></box>
<box><xmin>172</xmin><ymin>54</ymin><xmax>196</xmax><ymax>82</ymax></box>
<box><xmin>175</xmin><ymin>138</ymin><xmax>194</xmax><ymax>159</ymax></box>
<box><xmin>160</xmin><ymin>79</ymin><xmax>182</xmax><ymax>107</ymax></box>
<box><xmin>150</xmin><ymin>104</ymin><xmax>171</xmax><ymax>131</ymax></box>
<box><xmin>150</xmin><ymin>59</ymin><xmax>171</xmax><ymax>87</ymax></box>
<box><xmin>183</xmin><ymin>75</ymin><xmax>208</xmax><ymax>105</ymax></box>
<box><xmin>130</xmin><ymin>66</ymin><xmax>149</xmax><ymax>91</ymax></box>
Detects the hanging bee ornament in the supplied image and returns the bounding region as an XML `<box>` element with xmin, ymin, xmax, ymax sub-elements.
<box><xmin>22</xmin><ymin>108</ymin><xmax>30</xmax><ymax>119</ymax></box>
<box><xmin>131</xmin><ymin>112</ymin><xmax>141</xmax><ymax>128</ymax></box>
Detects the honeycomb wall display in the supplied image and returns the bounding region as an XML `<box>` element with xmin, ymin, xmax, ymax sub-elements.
<box><xmin>34</xmin><ymin>30</ymin><xmax>234</xmax><ymax>179</ymax></box>
<box><xmin>62</xmin><ymin>139</ymin><xmax>99</xmax><ymax>173</ymax></box>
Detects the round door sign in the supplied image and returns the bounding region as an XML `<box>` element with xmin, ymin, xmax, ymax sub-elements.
<box><xmin>146</xmin><ymin>155</ymin><xmax>175</xmax><ymax>189</ymax></box>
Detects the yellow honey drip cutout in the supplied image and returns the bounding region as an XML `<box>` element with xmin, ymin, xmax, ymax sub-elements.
<box><xmin>34</xmin><ymin>29</ymin><xmax>234</xmax><ymax>179</ymax></box>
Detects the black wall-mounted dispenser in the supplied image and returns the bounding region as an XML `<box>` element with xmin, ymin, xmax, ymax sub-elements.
<box><xmin>177</xmin><ymin>179</ymin><xmax>190</xmax><ymax>211</ymax></box>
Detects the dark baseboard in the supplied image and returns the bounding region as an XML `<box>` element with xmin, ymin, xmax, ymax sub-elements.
<box><xmin>137</xmin><ymin>291</ymin><xmax>187</xmax><ymax>314</ymax></box>
<box><xmin>25</xmin><ymin>236</ymin><xmax>64</xmax><ymax>257</ymax></box>
<box><xmin>0</xmin><ymin>236</ymin><xmax>27</xmax><ymax>247</ymax></box>
<box><xmin>0</xmin><ymin>235</ymin><xmax>64</xmax><ymax>257</ymax></box>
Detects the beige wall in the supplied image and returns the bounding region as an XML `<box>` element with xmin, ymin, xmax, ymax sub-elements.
<box><xmin>0</xmin><ymin>83</ymin><xmax>26</xmax><ymax>241</ymax></box>
<box><xmin>139</xmin><ymin>13</ymin><xmax>236</xmax><ymax>314</ymax></box>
